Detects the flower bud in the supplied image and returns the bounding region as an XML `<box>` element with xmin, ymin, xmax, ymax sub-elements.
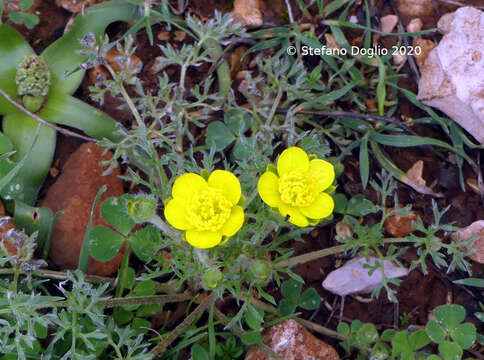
<box><xmin>202</xmin><ymin>269</ymin><xmax>223</xmax><ymax>290</ymax></box>
<box><xmin>127</xmin><ymin>196</ymin><xmax>157</xmax><ymax>223</ymax></box>
<box><xmin>249</xmin><ymin>261</ymin><xmax>271</xmax><ymax>281</ymax></box>
<box><xmin>16</xmin><ymin>54</ymin><xmax>51</xmax><ymax>112</ymax></box>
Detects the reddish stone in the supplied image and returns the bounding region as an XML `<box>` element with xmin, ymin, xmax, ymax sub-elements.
<box><xmin>41</xmin><ymin>142</ymin><xmax>125</xmax><ymax>276</ymax></box>
<box><xmin>384</xmin><ymin>206</ymin><xmax>423</xmax><ymax>238</ymax></box>
<box><xmin>451</xmin><ymin>220</ymin><xmax>484</xmax><ymax>264</ymax></box>
<box><xmin>245</xmin><ymin>319</ymin><xmax>340</xmax><ymax>360</ymax></box>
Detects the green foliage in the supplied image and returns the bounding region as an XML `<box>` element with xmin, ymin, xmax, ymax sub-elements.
<box><xmin>277</xmin><ymin>279</ymin><xmax>321</xmax><ymax>316</ymax></box>
<box><xmin>338</xmin><ymin>306</ymin><xmax>477</xmax><ymax>360</ymax></box>
<box><xmin>1</xmin><ymin>0</ymin><xmax>39</xmax><ymax>29</ymax></box>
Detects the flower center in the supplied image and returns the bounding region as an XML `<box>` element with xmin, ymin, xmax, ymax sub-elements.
<box><xmin>279</xmin><ymin>171</ymin><xmax>317</xmax><ymax>208</ymax></box>
<box><xmin>186</xmin><ymin>187</ymin><xmax>232</xmax><ymax>232</ymax></box>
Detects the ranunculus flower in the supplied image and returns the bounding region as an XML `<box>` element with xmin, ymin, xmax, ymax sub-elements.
<box><xmin>257</xmin><ymin>147</ymin><xmax>335</xmax><ymax>227</ymax></box>
<box><xmin>164</xmin><ymin>170</ymin><xmax>244</xmax><ymax>249</ymax></box>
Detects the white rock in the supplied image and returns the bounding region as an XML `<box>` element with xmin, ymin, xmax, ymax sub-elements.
<box><xmin>417</xmin><ymin>7</ymin><xmax>484</xmax><ymax>144</ymax></box>
<box><xmin>380</xmin><ymin>15</ymin><xmax>399</xmax><ymax>34</ymax></box>
<box><xmin>322</xmin><ymin>256</ymin><xmax>409</xmax><ymax>296</ymax></box>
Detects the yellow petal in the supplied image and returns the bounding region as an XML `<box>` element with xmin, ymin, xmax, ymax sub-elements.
<box><xmin>277</xmin><ymin>147</ymin><xmax>309</xmax><ymax>176</ymax></box>
<box><xmin>172</xmin><ymin>173</ymin><xmax>207</xmax><ymax>201</ymax></box>
<box><xmin>164</xmin><ymin>198</ymin><xmax>191</xmax><ymax>230</ymax></box>
<box><xmin>257</xmin><ymin>171</ymin><xmax>281</xmax><ymax>207</ymax></box>
<box><xmin>278</xmin><ymin>202</ymin><xmax>309</xmax><ymax>227</ymax></box>
<box><xmin>222</xmin><ymin>205</ymin><xmax>244</xmax><ymax>236</ymax></box>
<box><xmin>300</xmin><ymin>192</ymin><xmax>334</xmax><ymax>219</ymax></box>
<box><xmin>208</xmin><ymin>170</ymin><xmax>241</xmax><ymax>205</ymax></box>
<box><xmin>309</xmin><ymin>159</ymin><xmax>335</xmax><ymax>191</ymax></box>
<box><xmin>185</xmin><ymin>230</ymin><xmax>222</xmax><ymax>249</ymax></box>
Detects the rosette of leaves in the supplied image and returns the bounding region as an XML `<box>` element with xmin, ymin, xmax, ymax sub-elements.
<box><xmin>0</xmin><ymin>0</ymin><xmax>142</xmax><ymax>205</ymax></box>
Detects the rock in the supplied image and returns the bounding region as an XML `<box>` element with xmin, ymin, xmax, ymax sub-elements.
<box><xmin>384</xmin><ymin>206</ymin><xmax>422</xmax><ymax>237</ymax></box>
<box><xmin>396</xmin><ymin>0</ymin><xmax>434</xmax><ymax>18</ymax></box>
<box><xmin>413</xmin><ymin>37</ymin><xmax>436</xmax><ymax>71</ymax></box>
<box><xmin>417</xmin><ymin>7</ymin><xmax>484</xmax><ymax>144</ymax></box>
<box><xmin>407</xmin><ymin>18</ymin><xmax>423</xmax><ymax>33</ymax></box>
<box><xmin>55</xmin><ymin>0</ymin><xmax>107</xmax><ymax>13</ymax></box>
<box><xmin>380</xmin><ymin>15</ymin><xmax>399</xmax><ymax>34</ymax></box>
<box><xmin>231</xmin><ymin>0</ymin><xmax>263</xmax><ymax>28</ymax></box>
<box><xmin>41</xmin><ymin>142</ymin><xmax>125</xmax><ymax>276</ymax></box>
<box><xmin>451</xmin><ymin>220</ymin><xmax>484</xmax><ymax>263</ymax></box>
<box><xmin>322</xmin><ymin>256</ymin><xmax>409</xmax><ymax>296</ymax></box>
<box><xmin>437</xmin><ymin>12</ymin><xmax>454</xmax><ymax>34</ymax></box>
<box><xmin>245</xmin><ymin>319</ymin><xmax>340</xmax><ymax>360</ymax></box>
<box><xmin>0</xmin><ymin>201</ymin><xmax>21</xmax><ymax>257</ymax></box>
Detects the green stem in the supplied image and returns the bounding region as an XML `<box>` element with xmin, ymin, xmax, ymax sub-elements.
<box><xmin>277</xmin><ymin>237</ymin><xmax>412</xmax><ymax>268</ymax></box>
<box><xmin>115</xmin><ymin>241</ymin><xmax>131</xmax><ymax>298</ymax></box>
<box><xmin>149</xmin><ymin>292</ymin><xmax>215</xmax><ymax>357</ymax></box>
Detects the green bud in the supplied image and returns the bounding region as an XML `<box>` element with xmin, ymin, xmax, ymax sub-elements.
<box><xmin>249</xmin><ymin>262</ymin><xmax>272</xmax><ymax>281</ymax></box>
<box><xmin>202</xmin><ymin>269</ymin><xmax>223</xmax><ymax>290</ymax></box>
<box><xmin>127</xmin><ymin>195</ymin><xmax>157</xmax><ymax>223</ymax></box>
<box><xmin>16</xmin><ymin>54</ymin><xmax>51</xmax><ymax>104</ymax></box>
<box><xmin>22</xmin><ymin>95</ymin><xmax>44</xmax><ymax>113</ymax></box>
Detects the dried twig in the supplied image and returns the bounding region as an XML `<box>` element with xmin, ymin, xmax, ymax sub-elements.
<box><xmin>0</xmin><ymin>87</ymin><xmax>96</xmax><ymax>142</ymax></box>
<box><xmin>150</xmin><ymin>292</ymin><xmax>215</xmax><ymax>356</ymax></box>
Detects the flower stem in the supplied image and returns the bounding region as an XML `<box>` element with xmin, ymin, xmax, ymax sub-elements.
<box><xmin>278</xmin><ymin>237</ymin><xmax>412</xmax><ymax>268</ymax></box>
<box><xmin>115</xmin><ymin>241</ymin><xmax>131</xmax><ymax>298</ymax></box>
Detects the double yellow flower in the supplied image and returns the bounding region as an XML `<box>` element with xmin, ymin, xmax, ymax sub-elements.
<box><xmin>164</xmin><ymin>147</ymin><xmax>335</xmax><ymax>248</ymax></box>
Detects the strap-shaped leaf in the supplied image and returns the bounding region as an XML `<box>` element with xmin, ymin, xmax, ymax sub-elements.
<box><xmin>2</xmin><ymin>114</ymin><xmax>56</xmax><ymax>205</ymax></box>
<box><xmin>42</xmin><ymin>0</ymin><xmax>140</xmax><ymax>94</ymax></box>
<box><xmin>39</xmin><ymin>92</ymin><xmax>121</xmax><ymax>141</ymax></box>
<box><xmin>0</xmin><ymin>24</ymin><xmax>34</xmax><ymax>115</ymax></box>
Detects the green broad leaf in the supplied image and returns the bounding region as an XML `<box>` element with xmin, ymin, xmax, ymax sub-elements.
<box><xmin>453</xmin><ymin>278</ymin><xmax>484</xmax><ymax>288</ymax></box>
<box><xmin>241</xmin><ymin>331</ymin><xmax>263</xmax><ymax>345</ymax></box>
<box><xmin>278</xmin><ymin>298</ymin><xmax>297</xmax><ymax>316</ymax></box>
<box><xmin>78</xmin><ymin>185</ymin><xmax>106</xmax><ymax>272</ymax></box>
<box><xmin>136</xmin><ymin>304</ymin><xmax>163</xmax><ymax>318</ymax></box>
<box><xmin>39</xmin><ymin>92</ymin><xmax>120</xmax><ymax>141</ymax></box>
<box><xmin>281</xmin><ymin>279</ymin><xmax>302</xmax><ymax>303</ymax></box>
<box><xmin>192</xmin><ymin>344</ymin><xmax>209</xmax><ymax>360</ymax></box>
<box><xmin>450</xmin><ymin>323</ymin><xmax>476</xmax><ymax>349</ymax></box>
<box><xmin>101</xmin><ymin>195</ymin><xmax>135</xmax><ymax>236</ymax></box>
<box><xmin>351</xmin><ymin>319</ymin><xmax>364</xmax><ymax>333</ymax></box>
<box><xmin>409</xmin><ymin>330</ymin><xmax>431</xmax><ymax>351</ymax></box>
<box><xmin>356</xmin><ymin>323</ymin><xmax>378</xmax><ymax>346</ymax></box>
<box><xmin>346</xmin><ymin>194</ymin><xmax>378</xmax><ymax>216</ymax></box>
<box><xmin>42</xmin><ymin>0</ymin><xmax>141</xmax><ymax>94</ymax></box>
<box><xmin>88</xmin><ymin>225</ymin><xmax>125</xmax><ymax>262</ymax></box>
<box><xmin>426</xmin><ymin>320</ymin><xmax>446</xmax><ymax>344</ymax></box>
<box><xmin>245</xmin><ymin>306</ymin><xmax>264</xmax><ymax>330</ymax></box>
<box><xmin>113</xmin><ymin>307</ymin><xmax>133</xmax><ymax>326</ymax></box>
<box><xmin>22</xmin><ymin>13</ymin><xmax>39</xmax><ymax>29</ymax></box>
<box><xmin>9</xmin><ymin>11</ymin><xmax>23</xmax><ymax>24</ymax></box>
<box><xmin>2</xmin><ymin>114</ymin><xmax>56</xmax><ymax>205</ymax></box>
<box><xmin>0</xmin><ymin>133</ymin><xmax>13</xmax><ymax>155</ymax></box>
<box><xmin>129</xmin><ymin>225</ymin><xmax>161</xmax><ymax>262</ymax></box>
<box><xmin>438</xmin><ymin>341</ymin><xmax>462</xmax><ymax>360</ymax></box>
<box><xmin>428</xmin><ymin>356</ymin><xmax>443</xmax><ymax>360</ymax></box>
<box><xmin>124</xmin><ymin>280</ymin><xmax>156</xmax><ymax>311</ymax></box>
<box><xmin>333</xmin><ymin>193</ymin><xmax>348</xmax><ymax>213</ymax></box>
<box><xmin>0</xmin><ymin>24</ymin><xmax>34</xmax><ymax>116</ymax></box>
<box><xmin>20</xmin><ymin>0</ymin><xmax>34</xmax><ymax>11</ymax></box>
<box><xmin>299</xmin><ymin>288</ymin><xmax>321</xmax><ymax>310</ymax></box>
<box><xmin>337</xmin><ymin>322</ymin><xmax>350</xmax><ymax>335</ymax></box>
<box><xmin>132</xmin><ymin>317</ymin><xmax>151</xmax><ymax>335</ymax></box>
<box><xmin>381</xmin><ymin>329</ymin><xmax>396</xmax><ymax>342</ymax></box>
<box><xmin>233</xmin><ymin>136</ymin><xmax>256</xmax><ymax>161</ymax></box>
<box><xmin>434</xmin><ymin>305</ymin><xmax>466</xmax><ymax>331</ymax></box>
<box><xmin>392</xmin><ymin>330</ymin><xmax>410</xmax><ymax>356</ymax></box>
<box><xmin>225</xmin><ymin>108</ymin><xmax>252</xmax><ymax>134</ymax></box>
<box><xmin>205</xmin><ymin>121</ymin><xmax>236</xmax><ymax>151</ymax></box>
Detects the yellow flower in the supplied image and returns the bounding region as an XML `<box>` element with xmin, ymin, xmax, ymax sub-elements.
<box><xmin>164</xmin><ymin>170</ymin><xmax>244</xmax><ymax>249</ymax></box>
<box><xmin>258</xmin><ymin>147</ymin><xmax>335</xmax><ymax>227</ymax></box>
